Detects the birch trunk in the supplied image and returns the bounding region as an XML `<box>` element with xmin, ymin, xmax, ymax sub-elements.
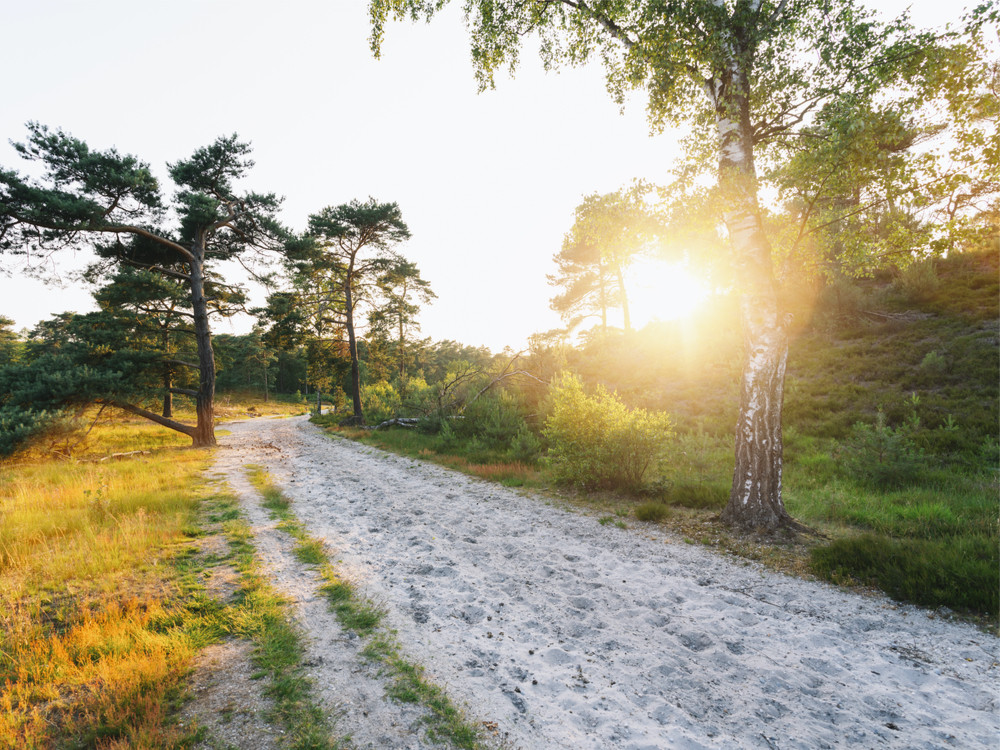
<box><xmin>712</xmin><ymin>85</ymin><xmax>795</xmax><ymax>531</ymax></box>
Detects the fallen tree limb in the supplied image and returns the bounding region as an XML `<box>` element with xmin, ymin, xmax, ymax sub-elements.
<box><xmin>375</xmin><ymin>417</ymin><xmax>420</xmax><ymax>430</ymax></box>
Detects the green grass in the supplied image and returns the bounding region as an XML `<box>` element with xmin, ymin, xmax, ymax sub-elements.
<box><xmin>244</xmin><ymin>466</ymin><xmax>484</xmax><ymax>748</ymax></box>
<box><xmin>362</xmin><ymin>634</ymin><xmax>480</xmax><ymax>749</ymax></box>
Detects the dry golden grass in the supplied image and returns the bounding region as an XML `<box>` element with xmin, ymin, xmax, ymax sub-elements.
<box><xmin>0</xmin><ymin>422</ymin><xmax>210</xmax><ymax>749</ymax></box>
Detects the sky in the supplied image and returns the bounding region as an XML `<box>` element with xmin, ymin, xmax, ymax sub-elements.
<box><xmin>0</xmin><ymin>0</ymin><xmax>960</xmax><ymax>352</ymax></box>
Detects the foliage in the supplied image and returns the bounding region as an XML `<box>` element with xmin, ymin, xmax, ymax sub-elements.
<box><xmin>368</xmin><ymin>259</ymin><xmax>436</xmax><ymax>387</ymax></box>
<box><xmin>0</xmin><ymin>316</ymin><xmax>22</xmax><ymax>366</ymax></box>
<box><xmin>362</xmin><ymin>379</ymin><xmax>402</xmax><ymax>425</ymax></box>
<box><xmin>550</xmin><ymin>185</ymin><xmax>660</xmax><ymax>333</ymax></box>
<box><xmin>893</xmin><ymin>259</ymin><xmax>942</xmax><ymax>302</ymax></box>
<box><xmin>214</xmin><ymin>328</ymin><xmax>278</xmax><ymax>396</ymax></box>
<box><xmin>543</xmin><ymin>373</ymin><xmax>673</xmax><ymax>491</ymax></box>
<box><xmin>454</xmin><ymin>390</ymin><xmax>532</xmax><ymax>453</ymax></box>
<box><xmin>509</xmin><ymin>425</ymin><xmax>543</xmax><ymax>464</ymax></box>
<box><xmin>291</xmin><ymin>198</ymin><xmax>413</xmax><ymax>423</ymax></box>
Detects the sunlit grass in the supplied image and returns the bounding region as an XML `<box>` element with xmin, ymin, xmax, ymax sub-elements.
<box><xmin>320</xmin><ymin>424</ymin><xmax>543</xmax><ymax>490</ymax></box>
<box><xmin>0</xmin><ymin>423</ymin><xmax>211</xmax><ymax>748</ymax></box>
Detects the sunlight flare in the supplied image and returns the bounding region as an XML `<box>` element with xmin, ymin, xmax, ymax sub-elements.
<box><xmin>626</xmin><ymin>260</ymin><xmax>710</xmax><ymax>326</ymax></box>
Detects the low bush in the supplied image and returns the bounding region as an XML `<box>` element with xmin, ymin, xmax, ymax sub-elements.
<box><xmin>457</xmin><ymin>391</ymin><xmax>516</xmax><ymax>439</ymax></box>
<box><xmin>509</xmin><ymin>425</ymin><xmax>543</xmax><ymax>463</ymax></box>
<box><xmin>635</xmin><ymin>502</ymin><xmax>671</xmax><ymax>523</ymax></box>
<box><xmin>543</xmin><ymin>373</ymin><xmax>673</xmax><ymax>491</ymax></box>
<box><xmin>810</xmin><ymin>534</ymin><xmax>998</xmax><ymax>617</ymax></box>
<box><xmin>362</xmin><ymin>380</ymin><xmax>402</xmax><ymax>425</ymax></box>
<box><xmin>893</xmin><ymin>259</ymin><xmax>941</xmax><ymax>303</ymax></box>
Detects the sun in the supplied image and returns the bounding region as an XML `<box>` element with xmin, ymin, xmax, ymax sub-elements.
<box><xmin>626</xmin><ymin>259</ymin><xmax>710</xmax><ymax>327</ymax></box>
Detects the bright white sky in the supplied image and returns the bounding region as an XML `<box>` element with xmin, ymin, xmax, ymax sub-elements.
<box><xmin>0</xmin><ymin>0</ymin><xmax>959</xmax><ymax>352</ymax></box>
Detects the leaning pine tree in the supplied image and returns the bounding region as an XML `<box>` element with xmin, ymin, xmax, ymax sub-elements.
<box><xmin>369</xmin><ymin>0</ymin><xmax>982</xmax><ymax>530</ymax></box>
<box><xmin>0</xmin><ymin>124</ymin><xmax>286</xmax><ymax>447</ymax></box>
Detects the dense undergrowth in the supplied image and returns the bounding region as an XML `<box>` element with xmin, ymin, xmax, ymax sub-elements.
<box><xmin>316</xmin><ymin>249</ymin><xmax>999</xmax><ymax>619</ymax></box>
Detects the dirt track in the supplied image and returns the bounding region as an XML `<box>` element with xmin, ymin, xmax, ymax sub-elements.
<box><xmin>214</xmin><ymin>415</ymin><xmax>998</xmax><ymax>749</ymax></box>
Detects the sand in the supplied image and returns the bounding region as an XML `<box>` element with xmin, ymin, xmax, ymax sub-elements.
<box><xmin>214</xmin><ymin>415</ymin><xmax>998</xmax><ymax>749</ymax></box>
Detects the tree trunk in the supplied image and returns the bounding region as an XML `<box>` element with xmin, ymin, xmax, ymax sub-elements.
<box><xmin>712</xmin><ymin>85</ymin><xmax>795</xmax><ymax>532</ymax></box>
<box><xmin>162</xmin><ymin>373</ymin><xmax>173</xmax><ymax>418</ymax></box>
<box><xmin>614</xmin><ymin>262</ymin><xmax>631</xmax><ymax>332</ymax></box>
<box><xmin>598</xmin><ymin>262</ymin><xmax>608</xmax><ymax>333</ymax></box>
<box><xmin>398</xmin><ymin>301</ymin><xmax>406</xmax><ymax>390</ymax></box>
<box><xmin>344</xmin><ymin>278</ymin><xmax>364</xmax><ymax>424</ymax></box>
<box><xmin>111</xmin><ymin>400</ymin><xmax>196</xmax><ymax>438</ymax></box>
<box><xmin>189</xmin><ymin>245</ymin><xmax>217</xmax><ymax>448</ymax></box>
<box><xmin>161</xmin><ymin>328</ymin><xmax>173</xmax><ymax>418</ymax></box>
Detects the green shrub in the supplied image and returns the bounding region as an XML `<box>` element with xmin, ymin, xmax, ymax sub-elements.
<box><xmin>457</xmin><ymin>391</ymin><xmax>529</xmax><ymax>451</ymax></box>
<box><xmin>894</xmin><ymin>260</ymin><xmax>941</xmax><ymax>303</ymax></box>
<box><xmin>435</xmin><ymin>419</ymin><xmax>460</xmax><ymax>451</ymax></box>
<box><xmin>542</xmin><ymin>373</ymin><xmax>673</xmax><ymax>491</ymax></box>
<box><xmin>810</xmin><ymin>534</ymin><xmax>998</xmax><ymax>616</ymax></box>
<box><xmin>635</xmin><ymin>502</ymin><xmax>671</xmax><ymax>523</ymax></box>
<box><xmin>362</xmin><ymin>380</ymin><xmax>401</xmax><ymax>425</ymax></box>
<box><xmin>509</xmin><ymin>424</ymin><xmax>543</xmax><ymax>463</ymax></box>
<box><xmin>0</xmin><ymin>405</ymin><xmax>67</xmax><ymax>456</ymax></box>
<box><xmin>837</xmin><ymin>408</ymin><xmax>924</xmax><ymax>489</ymax></box>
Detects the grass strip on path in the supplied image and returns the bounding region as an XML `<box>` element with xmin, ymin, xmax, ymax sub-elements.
<box><xmin>212</xmin><ymin>492</ymin><xmax>344</xmax><ymax>750</ymax></box>
<box><xmin>245</xmin><ymin>465</ymin><xmax>483</xmax><ymax>749</ymax></box>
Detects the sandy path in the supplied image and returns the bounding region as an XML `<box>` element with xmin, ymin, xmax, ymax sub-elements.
<box><xmin>213</xmin><ymin>426</ymin><xmax>441</xmax><ymax>749</ymax></box>
<box><xmin>219</xmin><ymin>416</ymin><xmax>998</xmax><ymax>749</ymax></box>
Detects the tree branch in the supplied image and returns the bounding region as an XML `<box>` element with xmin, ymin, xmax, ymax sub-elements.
<box><xmin>164</xmin><ymin>359</ymin><xmax>200</xmax><ymax>370</ymax></box>
<box><xmin>103</xmin><ymin>400</ymin><xmax>197</xmax><ymax>437</ymax></box>
<box><xmin>559</xmin><ymin>0</ymin><xmax>637</xmax><ymax>49</ymax></box>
